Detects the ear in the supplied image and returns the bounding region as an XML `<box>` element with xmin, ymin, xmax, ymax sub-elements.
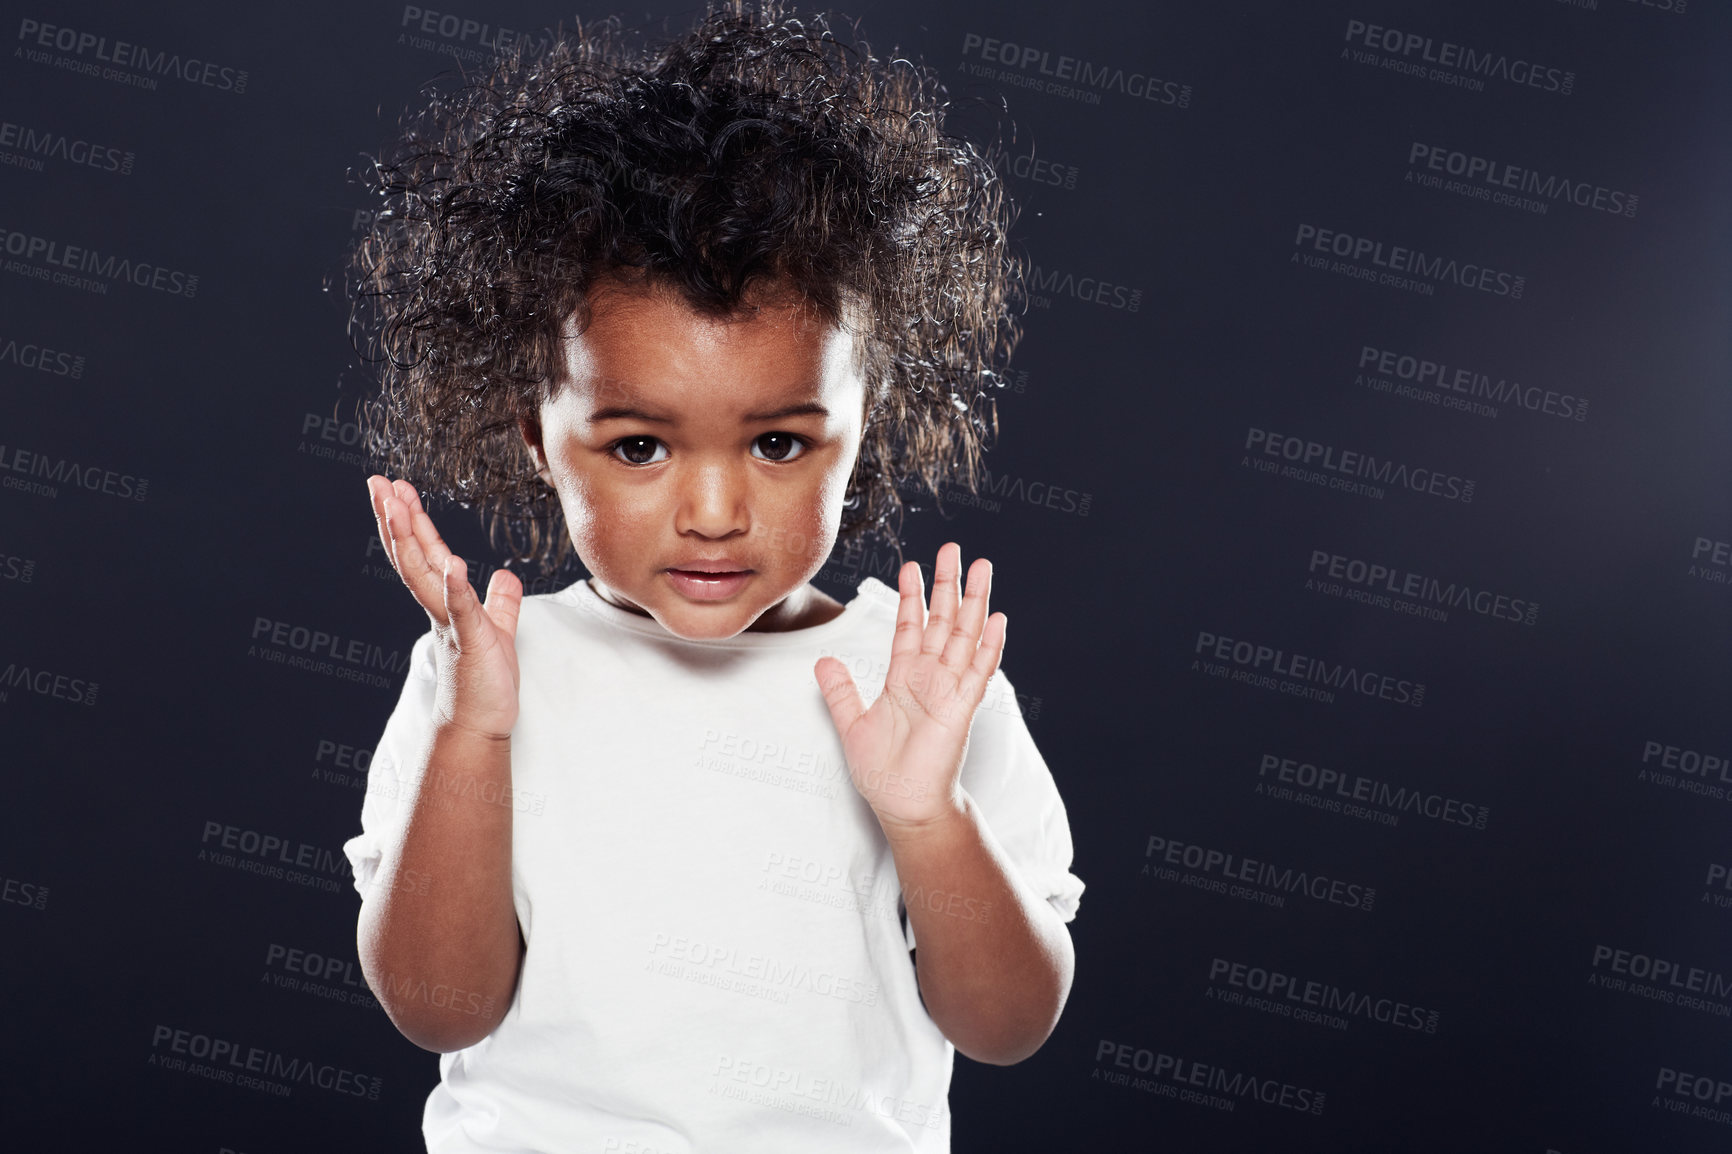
<box><xmin>518</xmin><ymin>415</ymin><xmax>553</xmax><ymax>485</ymax></box>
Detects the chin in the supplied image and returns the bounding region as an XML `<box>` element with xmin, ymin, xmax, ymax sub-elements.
<box><xmin>655</xmin><ymin>607</ymin><xmax>754</xmax><ymax>641</ymax></box>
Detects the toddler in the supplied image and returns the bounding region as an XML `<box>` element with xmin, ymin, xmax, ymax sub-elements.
<box><xmin>341</xmin><ymin>4</ymin><xmax>1084</xmax><ymax>1151</ymax></box>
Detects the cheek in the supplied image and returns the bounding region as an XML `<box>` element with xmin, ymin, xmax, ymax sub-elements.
<box><xmin>548</xmin><ymin>458</ymin><xmax>649</xmax><ymax>558</ymax></box>
<box><xmin>768</xmin><ymin>467</ymin><xmax>848</xmax><ymax>565</ymax></box>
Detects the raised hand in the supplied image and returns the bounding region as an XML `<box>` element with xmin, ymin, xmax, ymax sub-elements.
<box><xmin>366</xmin><ymin>475</ymin><xmax>524</xmax><ymax>739</ymax></box>
<box><xmin>815</xmin><ymin>542</ymin><xmax>1007</xmax><ymax>837</ymax></box>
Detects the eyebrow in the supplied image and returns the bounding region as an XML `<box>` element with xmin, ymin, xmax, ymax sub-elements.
<box><xmin>589</xmin><ymin>400</ymin><xmax>831</xmax><ymax>423</ymax></box>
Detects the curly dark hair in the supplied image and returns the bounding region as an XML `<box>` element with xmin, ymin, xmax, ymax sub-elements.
<box><xmin>342</xmin><ymin>0</ymin><xmax>1024</xmax><ymax>577</ymax></box>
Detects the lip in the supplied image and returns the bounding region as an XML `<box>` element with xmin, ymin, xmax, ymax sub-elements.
<box><xmin>665</xmin><ymin>560</ymin><xmax>753</xmax><ymax>574</ymax></box>
<box><xmin>665</xmin><ymin>567</ymin><xmax>754</xmax><ymax>602</ymax></box>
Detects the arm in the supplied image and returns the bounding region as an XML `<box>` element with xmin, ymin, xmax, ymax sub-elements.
<box><xmin>357</xmin><ymin>722</ymin><xmax>523</xmax><ymax>1053</ymax></box>
<box><xmin>817</xmin><ymin>544</ymin><xmax>1075</xmax><ymax>1066</ymax></box>
<box><xmin>890</xmin><ymin>791</ymin><xmax>1074</xmax><ymax>1065</ymax></box>
<box><xmin>356</xmin><ymin>476</ymin><xmax>527</xmax><ymax>1053</ymax></box>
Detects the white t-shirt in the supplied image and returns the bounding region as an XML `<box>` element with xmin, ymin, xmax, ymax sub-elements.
<box><xmin>343</xmin><ymin>575</ymin><xmax>1085</xmax><ymax>1154</ymax></box>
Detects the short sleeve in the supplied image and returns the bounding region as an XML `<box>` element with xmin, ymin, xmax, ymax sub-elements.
<box><xmin>341</xmin><ymin>630</ymin><xmax>439</xmax><ymax>902</ymax></box>
<box><xmin>901</xmin><ymin>666</ymin><xmax>1085</xmax><ymax>950</ymax></box>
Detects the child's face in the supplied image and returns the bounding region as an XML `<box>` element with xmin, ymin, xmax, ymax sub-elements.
<box><xmin>520</xmin><ymin>277</ymin><xmax>867</xmax><ymax>640</ymax></box>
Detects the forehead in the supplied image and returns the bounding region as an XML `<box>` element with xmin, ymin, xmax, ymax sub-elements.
<box><xmin>554</xmin><ymin>279</ymin><xmax>862</xmax><ymax>413</ymax></box>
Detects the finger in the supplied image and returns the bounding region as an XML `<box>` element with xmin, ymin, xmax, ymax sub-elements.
<box><xmin>482</xmin><ymin>568</ymin><xmax>525</xmax><ymax>642</ymax></box>
<box><xmin>956</xmin><ymin>611</ymin><xmax>1007</xmax><ymax>709</ymax></box>
<box><xmin>940</xmin><ymin>557</ymin><xmax>992</xmax><ymax>672</ymax></box>
<box><xmin>394</xmin><ymin>479</ymin><xmax>462</xmax><ymax>600</ymax></box>
<box><xmin>368</xmin><ymin>476</ymin><xmax>417</xmax><ymax>594</ymax></box>
<box><xmin>380</xmin><ymin>489</ymin><xmax>449</xmax><ymax>627</ymax></box>
<box><xmin>377</xmin><ymin>486</ymin><xmax>431</xmax><ymax>597</ymax></box>
<box><xmin>366</xmin><ymin>475</ymin><xmax>393</xmax><ymax>559</ymax></box>
<box><xmin>890</xmin><ymin>559</ymin><xmax>927</xmax><ymax>667</ymax></box>
<box><xmin>815</xmin><ymin>656</ymin><xmax>866</xmax><ymax>737</ymax></box>
<box><xmin>400</xmin><ymin>479</ymin><xmax>437</xmax><ymax>525</ymax></box>
<box><xmin>370</xmin><ymin>476</ymin><xmax>419</xmax><ymax>581</ymax></box>
<box><xmin>920</xmin><ymin>543</ymin><xmax>963</xmax><ymax>657</ymax></box>
<box><xmin>395</xmin><ymin>479</ymin><xmax>455</xmax><ymax>576</ymax></box>
<box><xmin>441</xmin><ymin>553</ymin><xmax>484</xmax><ymax>645</ymax></box>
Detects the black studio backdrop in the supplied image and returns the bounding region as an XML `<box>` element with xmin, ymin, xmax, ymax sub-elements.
<box><xmin>3</xmin><ymin>1</ymin><xmax>1729</xmax><ymax>1151</ymax></box>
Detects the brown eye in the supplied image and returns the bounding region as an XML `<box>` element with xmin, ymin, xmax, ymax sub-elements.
<box><xmin>611</xmin><ymin>436</ymin><xmax>667</xmax><ymax>465</ymax></box>
<box><xmin>752</xmin><ymin>432</ymin><xmax>806</xmax><ymax>462</ymax></box>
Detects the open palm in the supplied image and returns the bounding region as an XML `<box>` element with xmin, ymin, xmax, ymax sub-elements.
<box><xmin>816</xmin><ymin>543</ymin><xmax>1007</xmax><ymax>835</ymax></box>
<box><xmin>366</xmin><ymin>475</ymin><xmax>524</xmax><ymax>738</ymax></box>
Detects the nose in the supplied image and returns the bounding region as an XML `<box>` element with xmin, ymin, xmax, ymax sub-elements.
<box><xmin>673</xmin><ymin>456</ymin><xmax>750</xmax><ymax>539</ymax></box>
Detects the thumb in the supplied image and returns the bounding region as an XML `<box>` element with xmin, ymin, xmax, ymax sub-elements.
<box><xmin>815</xmin><ymin>656</ymin><xmax>865</xmax><ymax>737</ymax></box>
<box><xmin>441</xmin><ymin>555</ymin><xmax>483</xmax><ymax>646</ymax></box>
<box><xmin>482</xmin><ymin>567</ymin><xmax>525</xmax><ymax>642</ymax></box>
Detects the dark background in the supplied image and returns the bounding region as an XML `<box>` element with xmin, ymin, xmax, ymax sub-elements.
<box><xmin>2</xmin><ymin>1</ymin><xmax>1728</xmax><ymax>1150</ymax></box>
